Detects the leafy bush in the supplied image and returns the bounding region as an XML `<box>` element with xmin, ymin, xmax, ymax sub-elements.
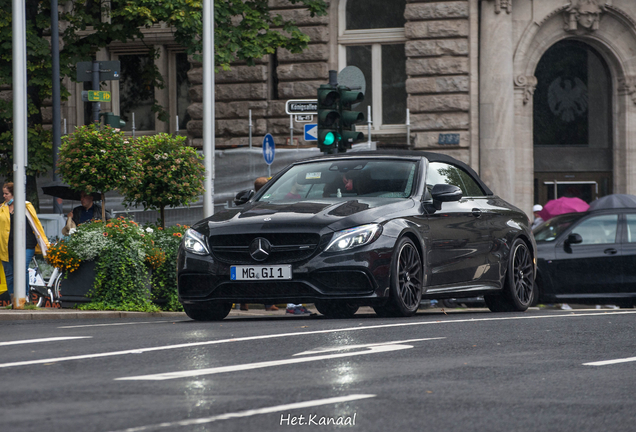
<box><xmin>58</xmin><ymin>124</ymin><xmax>136</xmax><ymax>220</ymax></box>
<box><xmin>147</xmin><ymin>224</ymin><xmax>188</xmax><ymax>311</ymax></box>
<box><xmin>123</xmin><ymin>134</ymin><xmax>204</xmax><ymax>228</ymax></box>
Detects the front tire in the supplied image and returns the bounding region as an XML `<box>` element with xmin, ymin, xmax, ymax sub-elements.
<box><xmin>183</xmin><ymin>302</ymin><xmax>232</xmax><ymax>321</ymax></box>
<box><xmin>315</xmin><ymin>301</ymin><xmax>359</xmax><ymax>318</ymax></box>
<box><xmin>485</xmin><ymin>238</ymin><xmax>534</xmax><ymax>312</ymax></box>
<box><xmin>374</xmin><ymin>237</ymin><xmax>423</xmax><ymax>317</ymax></box>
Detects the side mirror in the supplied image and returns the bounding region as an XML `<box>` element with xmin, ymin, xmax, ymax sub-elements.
<box><xmin>565</xmin><ymin>233</ymin><xmax>583</xmax><ymax>245</ymax></box>
<box><xmin>431</xmin><ymin>184</ymin><xmax>462</xmax><ymax>202</ymax></box>
<box><xmin>233</xmin><ymin>189</ymin><xmax>254</xmax><ymax>206</ymax></box>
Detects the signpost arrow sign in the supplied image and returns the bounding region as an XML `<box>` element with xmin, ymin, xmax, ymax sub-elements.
<box><xmin>304</xmin><ymin>124</ymin><xmax>317</xmax><ymax>141</ymax></box>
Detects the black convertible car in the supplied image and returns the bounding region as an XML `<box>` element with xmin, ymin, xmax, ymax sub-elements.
<box><xmin>177</xmin><ymin>151</ymin><xmax>536</xmax><ymax>320</ymax></box>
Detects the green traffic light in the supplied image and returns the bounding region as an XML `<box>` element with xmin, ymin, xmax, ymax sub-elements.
<box><xmin>324</xmin><ymin>132</ymin><xmax>335</xmax><ymax>145</ymax></box>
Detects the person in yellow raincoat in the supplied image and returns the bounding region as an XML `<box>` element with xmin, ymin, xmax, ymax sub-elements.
<box><xmin>0</xmin><ymin>182</ymin><xmax>49</xmax><ymax>302</ymax></box>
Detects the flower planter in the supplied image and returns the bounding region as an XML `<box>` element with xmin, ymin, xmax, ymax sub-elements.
<box><xmin>59</xmin><ymin>260</ymin><xmax>154</xmax><ymax>308</ymax></box>
<box><xmin>59</xmin><ymin>260</ymin><xmax>97</xmax><ymax>307</ymax></box>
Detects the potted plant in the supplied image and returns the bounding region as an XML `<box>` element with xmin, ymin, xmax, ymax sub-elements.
<box><xmin>58</xmin><ymin>123</ymin><xmax>135</xmax><ymax>221</ymax></box>
<box><xmin>46</xmin><ymin>217</ymin><xmax>171</xmax><ymax>311</ymax></box>
<box><xmin>122</xmin><ymin>133</ymin><xmax>204</xmax><ymax>228</ymax></box>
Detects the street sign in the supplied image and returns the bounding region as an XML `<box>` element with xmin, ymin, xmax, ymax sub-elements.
<box><xmin>82</xmin><ymin>91</ymin><xmax>111</xmax><ymax>102</ymax></box>
<box><xmin>295</xmin><ymin>114</ymin><xmax>313</xmax><ymax>122</ymax></box>
<box><xmin>76</xmin><ymin>61</ymin><xmax>121</xmax><ymax>82</ymax></box>
<box><xmin>285</xmin><ymin>99</ymin><xmax>317</xmax><ymax>115</ymax></box>
<box><xmin>304</xmin><ymin>124</ymin><xmax>317</xmax><ymax>141</ymax></box>
<box><xmin>263</xmin><ymin>133</ymin><xmax>275</xmax><ymax>165</ymax></box>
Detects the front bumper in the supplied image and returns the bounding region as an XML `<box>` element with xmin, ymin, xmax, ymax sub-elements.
<box><xmin>177</xmin><ymin>236</ymin><xmax>395</xmax><ymax>305</ymax></box>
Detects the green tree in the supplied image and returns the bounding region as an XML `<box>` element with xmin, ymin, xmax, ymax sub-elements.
<box><xmin>0</xmin><ymin>0</ymin><xmax>327</xmax><ymax>206</ymax></box>
<box><xmin>123</xmin><ymin>133</ymin><xmax>204</xmax><ymax>228</ymax></box>
<box><xmin>57</xmin><ymin>123</ymin><xmax>136</xmax><ymax>219</ymax></box>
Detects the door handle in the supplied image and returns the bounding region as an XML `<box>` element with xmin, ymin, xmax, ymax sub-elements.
<box><xmin>472</xmin><ymin>208</ymin><xmax>482</xmax><ymax>218</ymax></box>
<box><xmin>604</xmin><ymin>248</ymin><xmax>618</xmax><ymax>255</ymax></box>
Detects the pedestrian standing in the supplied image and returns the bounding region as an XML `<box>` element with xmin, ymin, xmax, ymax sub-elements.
<box><xmin>531</xmin><ymin>204</ymin><xmax>544</xmax><ymax>230</ymax></box>
<box><xmin>0</xmin><ymin>182</ymin><xmax>49</xmax><ymax>305</ymax></box>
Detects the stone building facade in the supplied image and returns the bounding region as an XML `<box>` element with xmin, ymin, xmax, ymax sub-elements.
<box><xmin>32</xmin><ymin>0</ymin><xmax>636</xmax><ymax>216</ymax></box>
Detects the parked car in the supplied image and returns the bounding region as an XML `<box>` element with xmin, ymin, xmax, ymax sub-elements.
<box><xmin>533</xmin><ymin>208</ymin><xmax>636</xmax><ymax>307</ymax></box>
<box><xmin>177</xmin><ymin>151</ymin><xmax>536</xmax><ymax>320</ymax></box>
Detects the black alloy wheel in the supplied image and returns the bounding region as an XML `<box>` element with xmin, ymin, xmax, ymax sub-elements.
<box><xmin>485</xmin><ymin>238</ymin><xmax>534</xmax><ymax>312</ymax></box>
<box><xmin>183</xmin><ymin>302</ymin><xmax>232</xmax><ymax>321</ymax></box>
<box><xmin>374</xmin><ymin>237</ymin><xmax>423</xmax><ymax>317</ymax></box>
<box><xmin>314</xmin><ymin>301</ymin><xmax>359</xmax><ymax>318</ymax></box>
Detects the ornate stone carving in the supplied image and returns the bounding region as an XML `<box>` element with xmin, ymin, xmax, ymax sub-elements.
<box><xmin>563</xmin><ymin>0</ymin><xmax>607</xmax><ymax>32</ymax></box>
<box><xmin>492</xmin><ymin>0</ymin><xmax>511</xmax><ymax>14</ymax></box>
<box><xmin>514</xmin><ymin>75</ymin><xmax>538</xmax><ymax>105</ymax></box>
<box><xmin>618</xmin><ymin>76</ymin><xmax>636</xmax><ymax>105</ymax></box>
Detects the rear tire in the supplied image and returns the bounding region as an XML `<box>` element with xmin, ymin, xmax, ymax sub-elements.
<box><xmin>183</xmin><ymin>302</ymin><xmax>232</xmax><ymax>321</ymax></box>
<box><xmin>315</xmin><ymin>301</ymin><xmax>359</xmax><ymax>318</ymax></box>
<box><xmin>374</xmin><ymin>237</ymin><xmax>423</xmax><ymax>317</ymax></box>
<box><xmin>485</xmin><ymin>238</ymin><xmax>534</xmax><ymax>313</ymax></box>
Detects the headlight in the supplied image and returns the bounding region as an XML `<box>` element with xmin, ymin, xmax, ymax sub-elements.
<box><xmin>325</xmin><ymin>224</ymin><xmax>382</xmax><ymax>252</ymax></box>
<box><xmin>183</xmin><ymin>229</ymin><xmax>210</xmax><ymax>255</ymax></box>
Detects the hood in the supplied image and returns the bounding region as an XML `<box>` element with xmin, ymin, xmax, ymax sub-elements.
<box><xmin>192</xmin><ymin>198</ymin><xmax>415</xmax><ymax>236</ymax></box>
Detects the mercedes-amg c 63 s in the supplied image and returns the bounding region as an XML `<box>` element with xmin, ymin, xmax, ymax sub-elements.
<box><xmin>178</xmin><ymin>151</ymin><xmax>536</xmax><ymax>320</ymax></box>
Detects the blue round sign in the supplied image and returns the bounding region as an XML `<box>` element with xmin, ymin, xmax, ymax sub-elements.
<box><xmin>263</xmin><ymin>133</ymin><xmax>275</xmax><ymax>165</ymax></box>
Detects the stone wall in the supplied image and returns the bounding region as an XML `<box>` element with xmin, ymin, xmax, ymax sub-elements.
<box><xmin>405</xmin><ymin>0</ymin><xmax>471</xmax><ymax>163</ymax></box>
<box><xmin>187</xmin><ymin>1</ymin><xmax>329</xmax><ymax>149</ymax></box>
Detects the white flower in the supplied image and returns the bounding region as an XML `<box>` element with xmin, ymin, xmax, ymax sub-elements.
<box><xmin>69</xmin><ymin>228</ymin><xmax>77</xmax><ymax>235</ymax></box>
<box><xmin>100</xmin><ymin>149</ymin><xmax>106</xmax><ymax>153</ymax></box>
<box><xmin>145</xmin><ymin>227</ymin><xmax>154</xmax><ymax>233</ymax></box>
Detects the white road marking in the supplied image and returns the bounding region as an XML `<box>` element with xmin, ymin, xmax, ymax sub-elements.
<box><xmin>107</xmin><ymin>394</ymin><xmax>375</xmax><ymax>432</ymax></box>
<box><xmin>293</xmin><ymin>337</ymin><xmax>445</xmax><ymax>356</ymax></box>
<box><xmin>0</xmin><ymin>310</ymin><xmax>633</xmax><ymax>369</ymax></box>
<box><xmin>58</xmin><ymin>321</ymin><xmax>173</xmax><ymax>329</ymax></box>
<box><xmin>116</xmin><ymin>338</ymin><xmax>437</xmax><ymax>381</ymax></box>
<box><xmin>583</xmin><ymin>356</ymin><xmax>636</xmax><ymax>366</ymax></box>
<box><xmin>0</xmin><ymin>336</ymin><xmax>91</xmax><ymax>347</ymax></box>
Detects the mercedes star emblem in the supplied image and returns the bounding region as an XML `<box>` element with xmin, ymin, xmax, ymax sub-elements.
<box><xmin>249</xmin><ymin>237</ymin><xmax>271</xmax><ymax>261</ymax></box>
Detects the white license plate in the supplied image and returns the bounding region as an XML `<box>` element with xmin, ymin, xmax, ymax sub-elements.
<box><xmin>230</xmin><ymin>265</ymin><xmax>292</xmax><ymax>281</ymax></box>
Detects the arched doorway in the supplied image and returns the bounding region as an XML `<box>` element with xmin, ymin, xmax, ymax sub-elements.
<box><xmin>533</xmin><ymin>39</ymin><xmax>612</xmax><ymax>205</ymax></box>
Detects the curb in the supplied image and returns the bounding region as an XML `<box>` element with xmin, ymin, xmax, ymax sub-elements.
<box><xmin>0</xmin><ymin>310</ymin><xmax>187</xmax><ymax>321</ymax></box>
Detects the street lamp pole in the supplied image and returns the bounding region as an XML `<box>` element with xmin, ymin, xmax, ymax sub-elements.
<box><xmin>12</xmin><ymin>0</ymin><xmax>27</xmax><ymax>308</ymax></box>
<box><xmin>203</xmin><ymin>0</ymin><xmax>215</xmax><ymax>217</ymax></box>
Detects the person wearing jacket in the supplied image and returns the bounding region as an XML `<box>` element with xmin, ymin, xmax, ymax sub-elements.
<box><xmin>0</xmin><ymin>182</ymin><xmax>49</xmax><ymax>303</ymax></box>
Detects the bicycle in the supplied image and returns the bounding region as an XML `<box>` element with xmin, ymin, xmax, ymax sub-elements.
<box><xmin>28</xmin><ymin>256</ymin><xmax>62</xmax><ymax>308</ymax></box>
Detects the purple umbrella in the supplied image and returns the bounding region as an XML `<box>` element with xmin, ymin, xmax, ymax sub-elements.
<box><xmin>539</xmin><ymin>196</ymin><xmax>589</xmax><ymax>221</ymax></box>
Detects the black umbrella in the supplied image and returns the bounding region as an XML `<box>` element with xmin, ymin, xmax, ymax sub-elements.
<box><xmin>588</xmin><ymin>194</ymin><xmax>636</xmax><ymax>211</ymax></box>
<box><xmin>41</xmin><ymin>180</ymin><xmax>102</xmax><ymax>201</ymax></box>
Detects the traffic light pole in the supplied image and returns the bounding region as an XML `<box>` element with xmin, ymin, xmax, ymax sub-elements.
<box><xmin>328</xmin><ymin>70</ymin><xmax>338</xmax><ymax>157</ymax></box>
<box><xmin>92</xmin><ymin>61</ymin><xmax>101</xmax><ymax>123</ymax></box>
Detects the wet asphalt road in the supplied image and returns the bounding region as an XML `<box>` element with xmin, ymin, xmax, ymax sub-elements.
<box><xmin>1</xmin><ymin>306</ymin><xmax>636</xmax><ymax>432</ymax></box>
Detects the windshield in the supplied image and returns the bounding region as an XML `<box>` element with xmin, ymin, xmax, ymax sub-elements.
<box><xmin>533</xmin><ymin>213</ymin><xmax>584</xmax><ymax>242</ymax></box>
<box><xmin>257</xmin><ymin>159</ymin><xmax>417</xmax><ymax>203</ymax></box>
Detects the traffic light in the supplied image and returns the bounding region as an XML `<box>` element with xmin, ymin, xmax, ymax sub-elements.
<box><xmin>100</xmin><ymin>112</ymin><xmax>126</xmax><ymax>128</ymax></box>
<box><xmin>337</xmin><ymin>86</ymin><xmax>365</xmax><ymax>152</ymax></box>
<box><xmin>317</xmin><ymin>84</ymin><xmax>340</xmax><ymax>152</ymax></box>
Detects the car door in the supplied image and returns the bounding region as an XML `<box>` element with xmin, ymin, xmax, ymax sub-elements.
<box><xmin>552</xmin><ymin>213</ymin><xmax>623</xmax><ymax>295</ymax></box>
<box><xmin>620</xmin><ymin>212</ymin><xmax>636</xmax><ymax>293</ymax></box>
<box><xmin>425</xmin><ymin>162</ymin><xmax>490</xmax><ymax>286</ymax></box>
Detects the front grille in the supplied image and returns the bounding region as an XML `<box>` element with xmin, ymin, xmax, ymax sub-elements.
<box><xmin>212</xmin><ymin>282</ymin><xmax>317</xmax><ymax>299</ymax></box>
<box><xmin>209</xmin><ymin>233</ymin><xmax>323</xmax><ymax>264</ymax></box>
